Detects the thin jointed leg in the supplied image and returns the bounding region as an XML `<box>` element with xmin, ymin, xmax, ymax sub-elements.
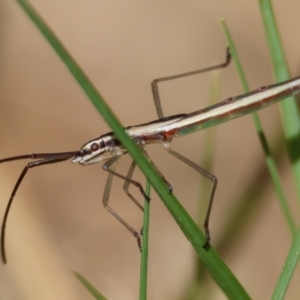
<box><xmin>123</xmin><ymin>160</ymin><xmax>144</xmax><ymax>211</ymax></box>
<box><xmin>150</xmin><ymin>48</ymin><xmax>229</xmax><ymax>246</ymax></box>
<box><xmin>165</xmin><ymin>146</ymin><xmax>217</xmax><ymax>247</ymax></box>
<box><xmin>102</xmin><ymin>155</ymin><xmax>150</xmax><ymax>250</ymax></box>
<box><xmin>121</xmin><ymin>148</ymin><xmax>173</xmax><ymax>238</ymax></box>
<box><xmin>151</xmin><ymin>47</ymin><xmax>231</xmax><ymax>119</ymax></box>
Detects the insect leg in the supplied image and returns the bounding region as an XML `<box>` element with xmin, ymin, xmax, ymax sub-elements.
<box><xmin>164</xmin><ymin>146</ymin><xmax>217</xmax><ymax>248</ymax></box>
<box><xmin>103</xmin><ymin>156</ymin><xmax>150</xmax><ymax>250</ymax></box>
<box><xmin>151</xmin><ymin>47</ymin><xmax>231</xmax><ymax>119</ymax></box>
<box><xmin>123</xmin><ymin>160</ymin><xmax>144</xmax><ymax>211</ymax></box>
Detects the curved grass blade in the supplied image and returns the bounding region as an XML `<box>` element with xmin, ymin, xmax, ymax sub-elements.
<box><xmin>182</xmin><ymin>72</ymin><xmax>221</xmax><ymax>300</ymax></box>
<box><xmin>139</xmin><ymin>181</ymin><xmax>151</xmax><ymax>300</ymax></box>
<box><xmin>258</xmin><ymin>0</ymin><xmax>300</xmax><ymax>205</ymax></box>
<box><xmin>74</xmin><ymin>271</ymin><xmax>107</xmax><ymax>300</ymax></box>
<box><xmin>271</xmin><ymin>228</ymin><xmax>300</xmax><ymax>300</ymax></box>
<box><xmin>222</xmin><ymin>19</ymin><xmax>296</xmax><ymax>237</ymax></box>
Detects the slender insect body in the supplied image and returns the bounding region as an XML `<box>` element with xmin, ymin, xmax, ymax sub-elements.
<box><xmin>126</xmin><ymin>114</ymin><xmax>185</xmax><ymax>144</ymax></box>
<box><xmin>167</xmin><ymin>76</ymin><xmax>300</xmax><ymax>137</ymax></box>
<box><xmin>1</xmin><ymin>48</ymin><xmax>299</xmax><ymax>263</ymax></box>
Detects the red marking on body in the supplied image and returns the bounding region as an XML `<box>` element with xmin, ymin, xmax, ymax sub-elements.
<box><xmin>163</xmin><ymin>128</ymin><xmax>178</xmax><ymax>139</ymax></box>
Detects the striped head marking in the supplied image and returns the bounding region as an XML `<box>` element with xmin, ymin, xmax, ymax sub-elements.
<box><xmin>72</xmin><ymin>133</ymin><xmax>125</xmax><ymax>165</ymax></box>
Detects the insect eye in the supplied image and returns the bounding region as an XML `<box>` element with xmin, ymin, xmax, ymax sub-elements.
<box><xmin>91</xmin><ymin>143</ymin><xmax>99</xmax><ymax>152</ymax></box>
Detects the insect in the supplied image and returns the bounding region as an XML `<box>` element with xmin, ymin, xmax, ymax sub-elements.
<box><xmin>1</xmin><ymin>48</ymin><xmax>300</xmax><ymax>263</ymax></box>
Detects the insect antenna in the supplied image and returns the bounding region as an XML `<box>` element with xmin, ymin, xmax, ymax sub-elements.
<box><xmin>0</xmin><ymin>151</ymin><xmax>81</xmax><ymax>264</ymax></box>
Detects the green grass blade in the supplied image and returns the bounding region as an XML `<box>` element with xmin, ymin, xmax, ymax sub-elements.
<box><xmin>217</xmin><ymin>132</ymin><xmax>288</xmax><ymax>250</ymax></box>
<box><xmin>74</xmin><ymin>271</ymin><xmax>107</xmax><ymax>300</ymax></box>
<box><xmin>221</xmin><ymin>19</ymin><xmax>296</xmax><ymax>237</ymax></box>
<box><xmin>271</xmin><ymin>228</ymin><xmax>300</xmax><ymax>300</ymax></box>
<box><xmin>179</xmin><ymin>72</ymin><xmax>221</xmax><ymax>300</ymax></box>
<box><xmin>16</xmin><ymin>0</ymin><xmax>251</xmax><ymax>298</ymax></box>
<box><xmin>139</xmin><ymin>181</ymin><xmax>151</xmax><ymax>300</ymax></box>
<box><xmin>258</xmin><ymin>0</ymin><xmax>300</xmax><ymax>204</ymax></box>
<box><xmin>198</xmin><ymin>71</ymin><xmax>220</xmax><ymax>227</ymax></box>
<box><xmin>194</xmin><ymin>133</ymin><xmax>288</xmax><ymax>290</ymax></box>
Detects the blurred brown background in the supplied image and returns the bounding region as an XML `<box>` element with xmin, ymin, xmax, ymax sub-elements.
<box><xmin>0</xmin><ymin>1</ymin><xmax>299</xmax><ymax>299</ymax></box>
